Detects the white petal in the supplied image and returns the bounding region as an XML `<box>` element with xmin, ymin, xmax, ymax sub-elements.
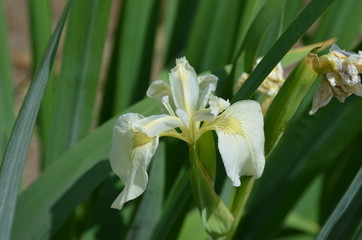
<box><xmin>161</xmin><ymin>95</ymin><xmax>176</xmax><ymax>116</ymax></box>
<box><xmin>199</xmin><ymin>84</ymin><xmax>213</xmax><ymax>110</ymax></box>
<box><xmin>198</xmin><ymin>74</ymin><xmax>218</xmax><ymax>92</ymax></box>
<box><xmin>134</xmin><ymin>114</ymin><xmax>183</xmax><ymax>137</ymax></box>
<box><xmin>176</xmin><ymin>109</ymin><xmax>190</xmax><ymax>127</ymax></box>
<box><xmin>210</xmin><ymin>101</ymin><xmax>265</xmax><ymax>185</ymax></box>
<box><xmin>110</xmin><ymin>113</ymin><xmax>159</xmax><ymax>210</ymax></box>
<box><xmin>309</xmin><ymin>78</ymin><xmax>333</xmax><ymax>115</ymax></box>
<box><xmin>193</xmin><ymin>109</ymin><xmax>217</xmax><ymax>122</ymax></box>
<box><xmin>209</xmin><ymin>95</ymin><xmax>230</xmax><ymax>116</ymax></box>
<box><xmin>146</xmin><ymin>80</ymin><xmax>171</xmax><ymax>98</ymax></box>
<box><xmin>169</xmin><ymin>57</ymin><xmax>199</xmax><ymax>116</ymax></box>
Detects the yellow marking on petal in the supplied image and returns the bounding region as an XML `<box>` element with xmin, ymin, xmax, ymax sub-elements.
<box><xmin>132</xmin><ymin>131</ymin><xmax>155</xmax><ymax>148</ymax></box>
<box><xmin>213</xmin><ymin>115</ymin><xmax>244</xmax><ymax>135</ymax></box>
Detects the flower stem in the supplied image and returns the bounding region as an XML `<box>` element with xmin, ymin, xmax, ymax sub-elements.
<box><xmin>226</xmin><ymin>176</ymin><xmax>255</xmax><ymax>240</ymax></box>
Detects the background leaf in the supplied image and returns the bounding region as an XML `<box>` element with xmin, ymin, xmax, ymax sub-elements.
<box><xmin>11</xmin><ymin>99</ymin><xmax>158</xmax><ymax>240</ymax></box>
<box><xmin>0</xmin><ymin>0</ymin><xmax>14</xmax><ymax>162</ymax></box>
<box><xmin>46</xmin><ymin>0</ymin><xmax>112</xmax><ymax>166</ymax></box>
<box><xmin>317</xmin><ymin>167</ymin><xmax>362</xmax><ymax>240</ymax></box>
<box><xmin>0</xmin><ymin>1</ymin><xmax>73</xmax><ymax>239</ymax></box>
<box><xmin>101</xmin><ymin>0</ymin><xmax>161</xmax><ymax>118</ymax></box>
<box><xmin>232</xmin><ymin>0</ymin><xmax>337</xmax><ymax>102</ymax></box>
<box><xmin>27</xmin><ymin>0</ymin><xmax>53</xmax><ymax>164</ymax></box>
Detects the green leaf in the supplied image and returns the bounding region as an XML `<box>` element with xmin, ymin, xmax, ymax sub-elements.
<box><xmin>233</xmin><ymin>0</ymin><xmax>266</xmax><ymax>60</ymax></box>
<box><xmin>264</xmin><ymin>51</ymin><xmax>319</xmax><ymax>154</ymax></box>
<box><xmin>163</xmin><ymin>0</ymin><xmax>198</xmax><ymax>66</ymax></box>
<box><xmin>126</xmin><ymin>142</ymin><xmax>166</xmax><ymax>240</ymax></box>
<box><xmin>233</xmin><ymin>96</ymin><xmax>362</xmax><ymax>239</ymax></box>
<box><xmin>306</xmin><ymin>0</ymin><xmax>362</xmax><ymax>49</ymax></box>
<box><xmin>0</xmin><ymin>1</ymin><xmax>73</xmax><ymax>239</ymax></box>
<box><xmin>46</xmin><ymin>0</ymin><xmax>112</xmax><ymax>165</ymax></box>
<box><xmin>0</xmin><ymin>0</ymin><xmax>14</xmax><ymax>162</ymax></box>
<box><xmin>102</xmin><ymin>0</ymin><xmax>161</xmax><ymax>115</ymax></box>
<box><xmin>189</xmin><ymin>144</ymin><xmax>234</xmax><ymax>238</ymax></box>
<box><xmin>317</xmin><ymin>167</ymin><xmax>362</xmax><ymax>240</ymax></box>
<box><xmin>177</xmin><ymin>209</ymin><xmax>208</xmax><ymax>240</ymax></box>
<box><xmin>243</xmin><ymin>0</ymin><xmax>286</xmax><ymax>72</ymax></box>
<box><xmin>198</xmin><ymin>1</ymin><xmax>244</xmax><ymax>72</ymax></box>
<box><xmin>27</xmin><ymin>0</ymin><xmax>53</xmax><ymax>163</ymax></box>
<box><xmin>11</xmin><ymin>99</ymin><xmax>158</xmax><ymax>240</ymax></box>
<box><xmin>281</xmin><ymin>39</ymin><xmax>336</xmax><ymax>67</ymax></box>
<box><xmin>232</xmin><ymin>0</ymin><xmax>337</xmax><ymax>102</ymax></box>
<box><xmin>151</xmin><ymin>167</ymin><xmax>192</xmax><ymax>240</ymax></box>
<box><xmin>186</xmin><ymin>0</ymin><xmax>244</xmax><ymax>72</ymax></box>
<box><xmin>284</xmin><ymin>177</ymin><xmax>322</xmax><ymax>235</ymax></box>
<box><xmin>320</xmin><ymin>132</ymin><xmax>362</xmax><ymax>223</ymax></box>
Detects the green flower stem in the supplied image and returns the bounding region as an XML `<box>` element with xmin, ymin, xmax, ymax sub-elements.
<box><xmin>226</xmin><ymin>176</ymin><xmax>255</xmax><ymax>240</ymax></box>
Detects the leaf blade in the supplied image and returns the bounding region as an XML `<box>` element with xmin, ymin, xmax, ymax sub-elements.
<box><xmin>0</xmin><ymin>1</ymin><xmax>73</xmax><ymax>239</ymax></box>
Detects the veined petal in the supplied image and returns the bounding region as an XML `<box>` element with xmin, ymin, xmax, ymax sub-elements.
<box><xmin>134</xmin><ymin>114</ymin><xmax>183</xmax><ymax>137</ymax></box>
<box><xmin>110</xmin><ymin>113</ymin><xmax>159</xmax><ymax>210</ymax></box>
<box><xmin>169</xmin><ymin>57</ymin><xmax>199</xmax><ymax>117</ymax></box>
<box><xmin>208</xmin><ymin>101</ymin><xmax>265</xmax><ymax>186</ymax></box>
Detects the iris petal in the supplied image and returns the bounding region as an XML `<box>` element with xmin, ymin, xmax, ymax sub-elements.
<box><xmin>110</xmin><ymin>113</ymin><xmax>159</xmax><ymax>210</ymax></box>
<box><xmin>209</xmin><ymin>101</ymin><xmax>265</xmax><ymax>186</ymax></box>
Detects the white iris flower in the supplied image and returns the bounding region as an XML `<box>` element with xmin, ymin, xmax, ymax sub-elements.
<box><xmin>110</xmin><ymin>57</ymin><xmax>265</xmax><ymax>210</ymax></box>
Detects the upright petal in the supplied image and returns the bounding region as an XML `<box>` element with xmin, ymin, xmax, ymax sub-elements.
<box><xmin>169</xmin><ymin>57</ymin><xmax>199</xmax><ymax>117</ymax></box>
<box><xmin>207</xmin><ymin>101</ymin><xmax>265</xmax><ymax>186</ymax></box>
<box><xmin>110</xmin><ymin>113</ymin><xmax>159</xmax><ymax>210</ymax></box>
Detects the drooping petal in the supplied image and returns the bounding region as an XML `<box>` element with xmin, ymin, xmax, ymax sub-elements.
<box><xmin>169</xmin><ymin>57</ymin><xmax>199</xmax><ymax>117</ymax></box>
<box><xmin>134</xmin><ymin>114</ymin><xmax>183</xmax><ymax>137</ymax></box>
<box><xmin>110</xmin><ymin>113</ymin><xmax>159</xmax><ymax>210</ymax></box>
<box><xmin>208</xmin><ymin>101</ymin><xmax>265</xmax><ymax>186</ymax></box>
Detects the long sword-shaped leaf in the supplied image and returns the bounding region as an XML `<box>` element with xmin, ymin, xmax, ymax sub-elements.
<box><xmin>186</xmin><ymin>0</ymin><xmax>245</xmax><ymax>72</ymax></box>
<box><xmin>306</xmin><ymin>0</ymin><xmax>362</xmax><ymax>49</ymax></box>
<box><xmin>232</xmin><ymin>0</ymin><xmax>337</xmax><ymax>102</ymax></box>
<box><xmin>0</xmin><ymin>2</ymin><xmax>73</xmax><ymax>239</ymax></box>
<box><xmin>0</xmin><ymin>0</ymin><xmax>14</xmax><ymax>162</ymax></box>
<box><xmin>317</xmin><ymin>167</ymin><xmax>362</xmax><ymax>240</ymax></box>
<box><xmin>320</xmin><ymin>133</ymin><xmax>362</xmax><ymax>223</ymax></box>
<box><xmin>163</xmin><ymin>0</ymin><xmax>198</xmax><ymax>66</ymax></box>
<box><xmin>11</xmin><ymin>99</ymin><xmax>158</xmax><ymax>240</ymax></box>
<box><xmin>101</xmin><ymin>0</ymin><xmax>160</xmax><ymax>117</ymax></box>
<box><xmin>242</xmin><ymin>0</ymin><xmax>286</xmax><ymax>72</ymax></box>
<box><xmin>27</xmin><ymin>0</ymin><xmax>53</xmax><ymax>165</ymax></box>
<box><xmin>46</xmin><ymin>0</ymin><xmax>111</xmax><ymax>165</ymax></box>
